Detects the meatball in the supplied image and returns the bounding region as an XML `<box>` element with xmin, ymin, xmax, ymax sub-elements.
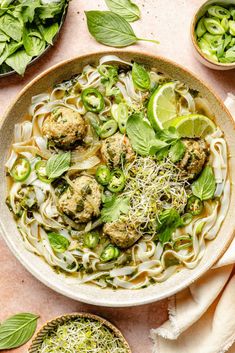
<box><xmin>178</xmin><ymin>138</ymin><xmax>208</xmax><ymax>179</ymax></box>
<box><xmin>58</xmin><ymin>175</ymin><xmax>102</xmax><ymax>223</ymax></box>
<box><xmin>101</xmin><ymin>132</ymin><xmax>135</xmax><ymax>167</ymax></box>
<box><xmin>103</xmin><ymin>221</ymin><xmax>141</xmax><ymax>249</ymax></box>
<box><xmin>42</xmin><ymin>107</ymin><xmax>86</xmax><ymax>149</ymax></box>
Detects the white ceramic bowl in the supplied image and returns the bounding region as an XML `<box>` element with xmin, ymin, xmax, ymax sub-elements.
<box><xmin>191</xmin><ymin>0</ymin><xmax>235</xmax><ymax>70</ymax></box>
<box><xmin>0</xmin><ymin>51</ymin><xmax>235</xmax><ymax>307</ymax></box>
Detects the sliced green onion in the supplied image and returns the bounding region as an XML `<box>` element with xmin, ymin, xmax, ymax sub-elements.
<box><xmin>196</xmin><ymin>18</ymin><xmax>207</xmax><ymax>37</ymax></box>
<box><xmin>208</xmin><ymin>5</ymin><xmax>231</xmax><ymax>19</ymax></box>
<box><xmin>221</xmin><ymin>18</ymin><xmax>229</xmax><ymax>31</ymax></box>
<box><xmin>204</xmin><ymin>18</ymin><xmax>225</xmax><ymax>35</ymax></box>
<box><xmin>100</xmin><ymin>120</ymin><xmax>118</xmax><ymax>139</ymax></box>
<box><xmin>229</xmin><ymin>20</ymin><xmax>235</xmax><ymax>35</ymax></box>
<box><xmin>181</xmin><ymin>213</ymin><xmax>193</xmax><ymax>226</ymax></box>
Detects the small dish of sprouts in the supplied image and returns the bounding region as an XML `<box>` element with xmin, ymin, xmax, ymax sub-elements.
<box><xmin>28</xmin><ymin>313</ymin><xmax>131</xmax><ymax>353</ymax></box>
<box><xmin>5</xmin><ymin>55</ymin><xmax>230</xmax><ymax>291</ymax></box>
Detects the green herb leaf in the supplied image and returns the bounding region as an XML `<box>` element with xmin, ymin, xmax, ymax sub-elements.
<box><xmin>0</xmin><ymin>28</ymin><xmax>9</xmax><ymax>41</ymax></box>
<box><xmin>192</xmin><ymin>166</ymin><xmax>216</xmax><ymax>200</ymax></box>
<box><xmin>101</xmin><ymin>195</ymin><xmax>129</xmax><ymax>222</ymax></box>
<box><xmin>105</xmin><ymin>0</ymin><xmax>140</xmax><ymax>22</ymax></box>
<box><xmin>157</xmin><ymin>209</ymin><xmax>183</xmax><ymax>244</ymax></box>
<box><xmin>126</xmin><ymin>113</ymin><xmax>156</xmax><ymax>156</ymax></box>
<box><xmin>168</xmin><ymin>140</ymin><xmax>186</xmax><ymax>163</ymax></box>
<box><xmin>38</xmin><ymin>22</ymin><xmax>59</xmax><ymax>45</ymax></box>
<box><xmin>0</xmin><ymin>13</ymin><xmax>23</xmax><ymax>42</ymax></box>
<box><xmin>48</xmin><ymin>232</ymin><xmax>70</xmax><ymax>253</ymax></box>
<box><xmin>0</xmin><ymin>313</ymin><xmax>38</xmax><ymax>350</ymax></box>
<box><xmin>157</xmin><ymin>127</ymin><xmax>180</xmax><ymax>143</ymax></box>
<box><xmin>38</xmin><ymin>0</ymin><xmax>66</xmax><ymax>20</ymax></box>
<box><xmin>5</xmin><ymin>49</ymin><xmax>32</xmax><ymax>75</ymax></box>
<box><xmin>23</xmin><ymin>27</ymin><xmax>46</xmax><ymax>57</ymax></box>
<box><xmin>21</xmin><ymin>0</ymin><xmax>41</xmax><ymax>23</ymax></box>
<box><xmin>0</xmin><ymin>40</ymin><xmax>23</xmax><ymax>66</ymax></box>
<box><xmin>46</xmin><ymin>152</ymin><xmax>71</xmax><ymax>179</ymax></box>
<box><xmin>85</xmin><ymin>11</ymin><xmax>159</xmax><ymax>48</ymax></box>
<box><xmin>132</xmin><ymin>62</ymin><xmax>150</xmax><ymax>91</ymax></box>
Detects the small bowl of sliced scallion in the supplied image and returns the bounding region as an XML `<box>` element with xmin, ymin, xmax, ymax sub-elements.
<box><xmin>191</xmin><ymin>0</ymin><xmax>235</xmax><ymax>70</ymax></box>
<box><xmin>0</xmin><ymin>0</ymin><xmax>69</xmax><ymax>77</ymax></box>
<box><xmin>28</xmin><ymin>313</ymin><xmax>132</xmax><ymax>353</ymax></box>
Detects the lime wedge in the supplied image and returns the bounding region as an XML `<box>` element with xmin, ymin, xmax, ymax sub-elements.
<box><xmin>147</xmin><ymin>82</ymin><xmax>177</xmax><ymax>131</ymax></box>
<box><xmin>169</xmin><ymin>114</ymin><xmax>216</xmax><ymax>138</ymax></box>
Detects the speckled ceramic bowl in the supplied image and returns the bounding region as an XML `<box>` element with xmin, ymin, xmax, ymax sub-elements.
<box><xmin>28</xmin><ymin>313</ymin><xmax>132</xmax><ymax>353</ymax></box>
<box><xmin>0</xmin><ymin>51</ymin><xmax>235</xmax><ymax>307</ymax></box>
<box><xmin>191</xmin><ymin>0</ymin><xmax>235</xmax><ymax>70</ymax></box>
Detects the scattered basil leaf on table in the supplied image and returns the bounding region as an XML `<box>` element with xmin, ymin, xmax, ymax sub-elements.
<box><xmin>0</xmin><ymin>313</ymin><xmax>39</xmax><ymax>350</ymax></box>
<box><xmin>5</xmin><ymin>49</ymin><xmax>32</xmax><ymax>75</ymax></box>
<box><xmin>85</xmin><ymin>11</ymin><xmax>159</xmax><ymax>47</ymax></box>
<box><xmin>48</xmin><ymin>232</ymin><xmax>70</xmax><ymax>253</ymax></box>
<box><xmin>192</xmin><ymin>166</ymin><xmax>216</xmax><ymax>200</ymax></box>
<box><xmin>46</xmin><ymin>152</ymin><xmax>71</xmax><ymax>179</ymax></box>
<box><xmin>101</xmin><ymin>195</ymin><xmax>130</xmax><ymax>222</ymax></box>
<box><xmin>132</xmin><ymin>62</ymin><xmax>150</xmax><ymax>91</ymax></box>
<box><xmin>105</xmin><ymin>0</ymin><xmax>140</xmax><ymax>22</ymax></box>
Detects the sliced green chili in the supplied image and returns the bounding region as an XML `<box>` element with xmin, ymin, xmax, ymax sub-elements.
<box><xmin>35</xmin><ymin>160</ymin><xmax>54</xmax><ymax>184</ymax></box>
<box><xmin>10</xmin><ymin>157</ymin><xmax>31</xmax><ymax>182</ymax></box>
<box><xmin>107</xmin><ymin>169</ymin><xmax>125</xmax><ymax>193</ymax></box>
<box><xmin>100</xmin><ymin>244</ymin><xmax>120</xmax><ymax>262</ymax></box>
<box><xmin>95</xmin><ymin>165</ymin><xmax>111</xmax><ymax>185</ymax></box>
<box><xmin>186</xmin><ymin>196</ymin><xmax>203</xmax><ymax>216</ymax></box>
<box><xmin>83</xmin><ymin>231</ymin><xmax>100</xmax><ymax>249</ymax></box>
<box><xmin>81</xmin><ymin>88</ymin><xmax>105</xmax><ymax>113</ymax></box>
<box><xmin>99</xmin><ymin>120</ymin><xmax>118</xmax><ymax>139</ymax></box>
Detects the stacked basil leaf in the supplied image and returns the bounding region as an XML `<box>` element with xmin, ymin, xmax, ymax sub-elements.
<box><xmin>0</xmin><ymin>0</ymin><xmax>68</xmax><ymax>76</ymax></box>
<box><xmin>195</xmin><ymin>4</ymin><xmax>235</xmax><ymax>63</ymax></box>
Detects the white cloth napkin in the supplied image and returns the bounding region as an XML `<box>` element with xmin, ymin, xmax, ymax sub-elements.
<box><xmin>151</xmin><ymin>93</ymin><xmax>235</xmax><ymax>353</ymax></box>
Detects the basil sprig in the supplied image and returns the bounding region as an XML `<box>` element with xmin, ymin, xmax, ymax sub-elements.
<box><xmin>46</xmin><ymin>152</ymin><xmax>71</xmax><ymax>179</ymax></box>
<box><xmin>105</xmin><ymin>0</ymin><xmax>141</xmax><ymax>22</ymax></box>
<box><xmin>85</xmin><ymin>11</ymin><xmax>159</xmax><ymax>48</ymax></box>
<box><xmin>0</xmin><ymin>313</ymin><xmax>38</xmax><ymax>350</ymax></box>
<box><xmin>132</xmin><ymin>62</ymin><xmax>150</xmax><ymax>91</ymax></box>
<box><xmin>192</xmin><ymin>166</ymin><xmax>216</xmax><ymax>200</ymax></box>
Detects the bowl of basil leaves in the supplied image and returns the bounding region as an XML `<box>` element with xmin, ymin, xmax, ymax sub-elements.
<box><xmin>0</xmin><ymin>0</ymin><xmax>69</xmax><ymax>77</ymax></box>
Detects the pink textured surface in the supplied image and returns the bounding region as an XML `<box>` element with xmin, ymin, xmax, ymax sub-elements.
<box><xmin>0</xmin><ymin>1</ymin><xmax>234</xmax><ymax>353</ymax></box>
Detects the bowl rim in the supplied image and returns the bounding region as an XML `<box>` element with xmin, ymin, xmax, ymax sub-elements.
<box><xmin>0</xmin><ymin>50</ymin><xmax>235</xmax><ymax>307</ymax></box>
<box><xmin>191</xmin><ymin>0</ymin><xmax>235</xmax><ymax>68</ymax></box>
<box><xmin>0</xmin><ymin>0</ymin><xmax>69</xmax><ymax>78</ymax></box>
<box><xmin>28</xmin><ymin>312</ymin><xmax>132</xmax><ymax>353</ymax></box>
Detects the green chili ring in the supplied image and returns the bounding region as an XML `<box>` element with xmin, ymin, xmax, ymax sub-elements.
<box><xmin>95</xmin><ymin>165</ymin><xmax>111</xmax><ymax>186</ymax></box>
<box><xmin>10</xmin><ymin>157</ymin><xmax>31</xmax><ymax>182</ymax></box>
<box><xmin>35</xmin><ymin>160</ymin><xmax>54</xmax><ymax>184</ymax></box>
<box><xmin>100</xmin><ymin>244</ymin><xmax>120</xmax><ymax>262</ymax></box>
<box><xmin>107</xmin><ymin>169</ymin><xmax>125</xmax><ymax>193</ymax></box>
<box><xmin>186</xmin><ymin>196</ymin><xmax>203</xmax><ymax>216</ymax></box>
<box><xmin>81</xmin><ymin>88</ymin><xmax>105</xmax><ymax>113</ymax></box>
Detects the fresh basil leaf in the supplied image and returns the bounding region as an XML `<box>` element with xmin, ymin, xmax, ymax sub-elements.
<box><xmin>85</xmin><ymin>11</ymin><xmax>138</xmax><ymax>47</ymax></box>
<box><xmin>169</xmin><ymin>140</ymin><xmax>186</xmax><ymax>163</ymax></box>
<box><xmin>46</xmin><ymin>152</ymin><xmax>71</xmax><ymax>179</ymax></box>
<box><xmin>157</xmin><ymin>209</ymin><xmax>183</xmax><ymax>244</ymax></box>
<box><xmin>192</xmin><ymin>166</ymin><xmax>216</xmax><ymax>201</ymax></box>
<box><xmin>0</xmin><ymin>13</ymin><xmax>23</xmax><ymax>42</ymax></box>
<box><xmin>0</xmin><ymin>42</ymin><xmax>5</xmax><ymax>56</ymax></box>
<box><xmin>5</xmin><ymin>49</ymin><xmax>32</xmax><ymax>75</ymax></box>
<box><xmin>132</xmin><ymin>62</ymin><xmax>150</xmax><ymax>91</ymax></box>
<box><xmin>101</xmin><ymin>195</ymin><xmax>129</xmax><ymax>222</ymax></box>
<box><xmin>21</xmin><ymin>0</ymin><xmax>41</xmax><ymax>23</ymax></box>
<box><xmin>38</xmin><ymin>0</ymin><xmax>66</xmax><ymax>20</ymax></box>
<box><xmin>48</xmin><ymin>232</ymin><xmax>70</xmax><ymax>253</ymax></box>
<box><xmin>38</xmin><ymin>22</ymin><xmax>59</xmax><ymax>45</ymax></box>
<box><xmin>126</xmin><ymin>113</ymin><xmax>156</xmax><ymax>156</ymax></box>
<box><xmin>0</xmin><ymin>28</ymin><xmax>9</xmax><ymax>41</ymax></box>
<box><xmin>105</xmin><ymin>0</ymin><xmax>140</xmax><ymax>22</ymax></box>
<box><xmin>149</xmin><ymin>139</ymin><xmax>168</xmax><ymax>155</ymax></box>
<box><xmin>156</xmin><ymin>127</ymin><xmax>180</xmax><ymax>143</ymax></box>
<box><xmin>23</xmin><ymin>27</ymin><xmax>46</xmax><ymax>56</ymax></box>
<box><xmin>0</xmin><ymin>40</ymin><xmax>23</xmax><ymax>65</ymax></box>
<box><xmin>0</xmin><ymin>313</ymin><xmax>38</xmax><ymax>350</ymax></box>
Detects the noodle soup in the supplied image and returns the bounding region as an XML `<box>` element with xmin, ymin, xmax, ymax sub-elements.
<box><xmin>5</xmin><ymin>56</ymin><xmax>230</xmax><ymax>290</ymax></box>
